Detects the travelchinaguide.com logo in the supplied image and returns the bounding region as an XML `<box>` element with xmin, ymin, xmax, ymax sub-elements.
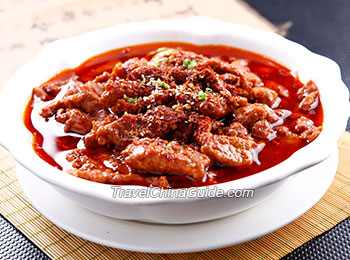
<box><xmin>111</xmin><ymin>186</ymin><xmax>254</xmax><ymax>199</ymax></box>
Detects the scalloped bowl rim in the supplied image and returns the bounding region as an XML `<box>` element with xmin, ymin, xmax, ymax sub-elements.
<box><xmin>0</xmin><ymin>17</ymin><xmax>349</xmax><ymax>205</ymax></box>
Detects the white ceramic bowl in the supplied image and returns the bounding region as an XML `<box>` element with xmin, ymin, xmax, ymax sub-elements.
<box><xmin>0</xmin><ymin>17</ymin><xmax>349</xmax><ymax>224</ymax></box>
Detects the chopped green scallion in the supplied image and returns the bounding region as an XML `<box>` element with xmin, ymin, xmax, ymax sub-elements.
<box><xmin>183</xmin><ymin>59</ymin><xmax>191</xmax><ymax>66</ymax></box>
<box><xmin>198</xmin><ymin>91</ymin><xmax>207</xmax><ymax>100</ymax></box>
<box><xmin>156</xmin><ymin>79</ymin><xmax>170</xmax><ymax>89</ymax></box>
<box><xmin>167</xmin><ymin>142</ymin><xmax>173</xmax><ymax>150</ymax></box>
<box><xmin>187</xmin><ymin>60</ymin><xmax>197</xmax><ymax>69</ymax></box>
<box><xmin>183</xmin><ymin>59</ymin><xmax>197</xmax><ymax>69</ymax></box>
<box><xmin>125</xmin><ymin>96</ymin><xmax>142</xmax><ymax>103</ymax></box>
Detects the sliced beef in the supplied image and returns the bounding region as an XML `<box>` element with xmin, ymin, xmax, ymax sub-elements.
<box><xmin>41</xmin><ymin>79</ymin><xmax>103</xmax><ymax>117</ymax></box>
<box><xmin>84</xmin><ymin>115</ymin><xmax>135</xmax><ymax>149</ymax></box>
<box><xmin>299</xmin><ymin>126</ymin><xmax>322</xmax><ymax>142</ymax></box>
<box><xmin>171</xmin><ymin>117</ymin><xmax>196</xmax><ymax>144</ymax></box>
<box><xmin>203</xmin><ymin>58</ymin><xmax>262</xmax><ymax>89</ymax></box>
<box><xmin>293</xmin><ymin>116</ymin><xmax>322</xmax><ymax>142</ymax></box>
<box><xmin>227</xmin><ymin>95</ymin><xmax>249</xmax><ymax>108</ymax></box>
<box><xmin>122</xmin><ymin>138</ymin><xmax>210</xmax><ymax>179</ymax></box>
<box><xmin>56</xmin><ymin>108</ymin><xmax>93</xmax><ymax>135</ymax></box>
<box><xmin>193</xmin><ymin>92</ymin><xmax>228</xmax><ymax>119</ymax></box>
<box><xmin>109</xmin><ymin>98</ymin><xmax>148</xmax><ymax>116</ymax></box>
<box><xmin>251</xmin><ymin>87</ymin><xmax>281</xmax><ymax>108</ymax></box>
<box><xmin>275</xmin><ymin>116</ymin><xmax>322</xmax><ymax>143</ymax></box>
<box><xmin>199</xmin><ymin>133</ymin><xmax>260</xmax><ymax>167</ymax></box>
<box><xmin>203</xmin><ymin>68</ymin><xmax>233</xmax><ymax>97</ymax></box>
<box><xmin>66</xmin><ymin>149</ymin><xmax>169</xmax><ymax>188</ymax></box>
<box><xmin>293</xmin><ymin>116</ymin><xmax>315</xmax><ymax>133</ymax></box>
<box><xmin>33</xmin><ymin>80</ymin><xmax>67</xmax><ymax>101</ymax></box>
<box><xmin>221</xmin><ymin>73</ymin><xmax>239</xmax><ymax>85</ymax></box>
<box><xmin>233</xmin><ymin>103</ymin><xmax>280</xmax><ymax>128</ymax></box>
<box><xmin>122</xmin><ymin>57</ymin><xmax>149</xmax><ymax>74</ymax></box>
<box><xmin>128</xmin><ymin>65</ymin><xmax>167</xmax><ymax>81</ymax></box>
<box><xmin>192</xmin><ymin>114</ymin><xmax>215</xmax><ymax>144</ymax></box>
<box><xmin>297</xmin><ymin>80</ymin><xmax>319</xmax><ymax>112</ymax></box>
<box><xmin>192</xmin><ymin>113</ymin><xmax>262</xmax><ymax>167</ymax></box>
<box><xmin>100</xmin><ymin>78</ymin><xmax>173</xmax><ymax>116</ymax></box>
<box><xmin>264</xmin><ymin>80</ymin><xmax>290</xmax><ymax>98</ymax></box>
<box><xmin>170</xmin><ymin>67</ymin><xmax>194</xmax><ymax>84</ymax></box>
<box><xmin>201</xmin><ymin>68</ymin><xmax>249</xmax><ymax>110</ymax></box>
<box><xmin>251</xmin><ymin>119</ymin><xmax>277</xmax><ymax>140</ymax></box>
<box><xmin>223</xmin><ymin>122</ymin><xmax>250</xmax><ymax>139</ymax></box>
<box><xmin>93</xmin><ymin>71</ymin><xmax>113</xmax><ymax>83</ymax></box>
<box><xmin>85</xmin><ymin>106</ymin><xmax>187</xmax><ymax>149</ymax></box>
<box><xmin>100</xmin><ymin>79</ymin><xmax>153</xmax><ymax>108</ymax></box>
<box><xmin>110</xmin><ymin>62</ymin><xmax>126</xmax><ymax>79</ymax></box>
<box><xmin>275</xmin><ymin>126</ymin><xmax>300</xmax><ymax>142</ymax></box>
<box><xmin>141</xmin><ymin>105</ymin><xmax>187</xmax><ymax>136</ymax></box>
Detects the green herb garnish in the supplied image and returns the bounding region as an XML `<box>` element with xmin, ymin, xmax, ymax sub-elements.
<box><xmin>188</xmin><ymin>60</ymin><xmax>197</xmax><ymax>69</ymax></box>
<box><xmin>198</xmin><ymin>91</ymin><xmax>207</xmax><ymax>100</ymax></box>
<box><xmin>172</xmin><ymin>104</ymin><xmax>179</xmax><ymax>109</ymax></box>
<box><xmin>125</xmin><ymin>96</ymin><xmax>142</xmax><ymax>103</ymax></box>
<box><xmin>156</xmin><ymin>79</ymin><xmax>170</xmax><ymax>89</ymax></box>
<box><xmin>205</xmin><ymin>87</ymin><xmax>213</xmax><ymax>93</ymax></box>
<box><xmin>183</xmin><ymin>59</ymin><xmax>197</xmax><ymax>69</ymax></box>
<box><xmin>167</xmin><ymin>141</ymin><xmax>173</xmax><ymax>150</ymax></box>
<box><xmin>183</xmin><ymin>59</ymin><xmax>190</xmax><ymax>66</ymax></box>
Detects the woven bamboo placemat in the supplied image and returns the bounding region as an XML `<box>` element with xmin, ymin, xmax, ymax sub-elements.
<box><xmin>0</xmin><ymin>133</ymin><xmax>349</xmax><ymax>260</ymax></box>
<box><xmin>1</xmin><ymin>0</ymin><xmax>349</xmax><ymax>259</ymax></box>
